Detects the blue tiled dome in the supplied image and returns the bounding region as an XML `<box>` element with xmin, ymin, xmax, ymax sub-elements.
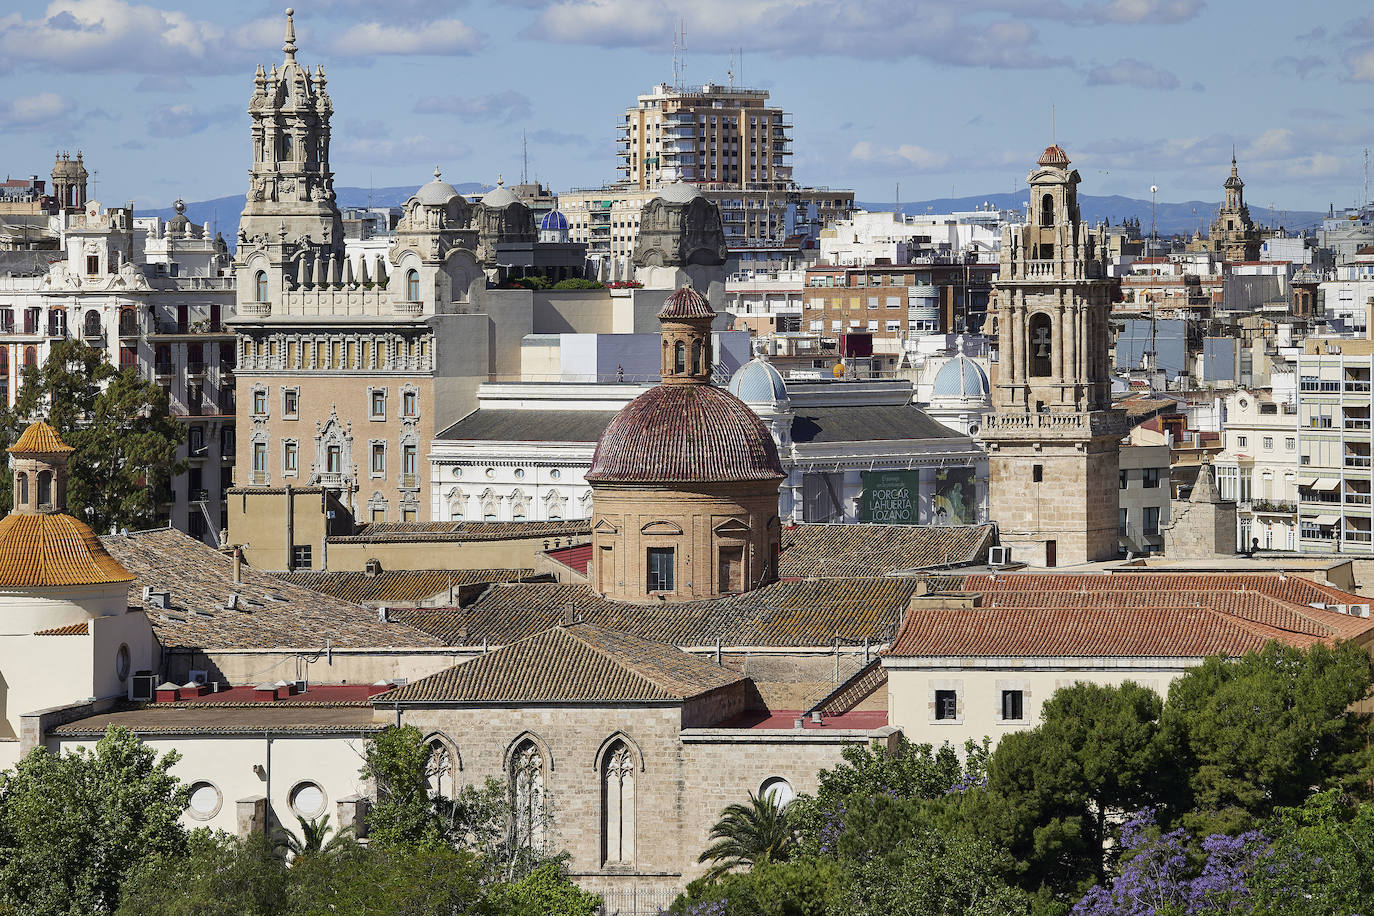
<box><xmin>931</xmin><ymin>356</ymin><xmax>989</xmax><ymax>400</ymax></box>
<box><xmin>727</xmin><ymin>358</ymin><xmax>788</xmax><ymax>404</ymax></box>
<box><xmin>540</xmin><ymin>210</ymin><xmax>569</xmax><ymax>231</ymax></box>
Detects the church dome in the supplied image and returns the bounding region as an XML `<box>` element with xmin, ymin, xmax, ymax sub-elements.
<box><xmin>416</xmin><ymin>167</ymin><xmax>462</xmax><ymax>205</ymax></box>
<box><xmin>167</xmin><ymin>199</ymin><xmax>191</xmax><ymax>234</ymax></box>
<box><xmin>480</xmin><ymin>184</ymin><xmax>520</xmax><ymax>208</ymax></box>
<box><xmin>658</xmin><ymin>181</ymin><xmax>705</xmax><ymax>204</ymax></box>
<box><xmin>540</xmin><ymin>210</ymin><xmax>569</xmax><ymax>232</ymax></box>
<box><xmin>0</xmin><ymin>514</ymin><xmax>134</xmax><ymax>587</ymax></box>
<box><xmin>931</xmin><ymin>355</ymin><xmax>990</xmax><ymax>400</ymax></box>
<box><xmin>587</xmin><ymin>385</ymin><xmax>784</xmax><ymax>484</ymax></box>
<box><xmin>728</xmin><ymin>357</ymin><xmax>788</xmax><ymax>404</ymax></box>
<box><xmin>1037</xmin><ymin>144</ymin><xmax>1071</xmax><ymax>167</ymax></box>
<box><xmin>657</xmin><ymin>283</ymin><xmax>715</xmax><ymax>320</ymax></box>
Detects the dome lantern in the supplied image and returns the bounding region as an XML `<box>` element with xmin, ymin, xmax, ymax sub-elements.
<box><xmin>8</xmin><ymin>421</ymin><xmax>73</xmax><ymax>515</ymax></box>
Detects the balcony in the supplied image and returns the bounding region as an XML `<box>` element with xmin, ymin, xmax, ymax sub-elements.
<box><xmin>154</xmin><ymin>362</ymin><xmax>174</xmax><ymax>378</ymax></box>
<box><xmin>1344</xmin><ymin>530</ymin><xmax>1374</xmax><ymax>544</ymax></box>
<box><xmin>1345</xmin><ymin>455</ymin><xmax>1373</xmax><ymax>468</ymax></box>
<box><xmin>1348</xmin><ymin>492</ymin><xmax>1373</xmax><ymax>506</ymax></box>
<box><xmin>81</xmin><ymin>327</ymin><xmax>104</xmax><ymax>343</ymax></box>
<box><xmin>1345</xmin><ymin>419</ymin><xmax>1372</xmax><ymax>430</ymax></box>
<box><xmin>186</xmin><ymin>399</ymin><xmax>203</xmax><ymax>417</ymax></box>
<box><xmin>217</xmin><ymin>391</ymin><xmax>235</xmax><ymax>414</ymax></box>
<box><xmin>187</xmin><ymin>361</ymin><xmax>206</xmax><ymax>377</ymax></box>
<box><xmin>1248</xmin><ymin>499</ymin><xmax>1297</xmax><ymax>515</ymax></box>
<box><xmin>118</xmin><ymin>322</ymin><xmax>138</xmax><ymax>339</ymax></box>
<box><xmin>399</xmin><ymin>473</ymin><xmax>420</xmax><ymax>489</ymax></box>
<box><xmin>190</xmin><ymin>488</ymin><xmax>210</xmax><ymax>502</ymax></box>
<box><xmin>1347</xmin><ymin>381</ymin><xmax>1373</xmax><ymax>393</ymax></box>
<box><xmin>249</xmin><ymin>470</ymin><xmax>270</xmax><ymax>486</ymax></box>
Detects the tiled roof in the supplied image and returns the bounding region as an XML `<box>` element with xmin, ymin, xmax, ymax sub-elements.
<box><xmin>790</xmin><ymin>405</ymin><xmax>964</xmax><ymax>444</ymax></box>
<box><xmin>330</xmin><ymin>520</ymin><xmax>590</xmax><ymax>544</ymax></box>
<box><xmin>99</xmin><ymin>528</ymin><xmax>442</xmax><ymax>650</ymax></box>
<box><xmin>586</xmin><ymin>385</ymin><xmax>785</xmax><ymax>483</ymax></box>
<box><xmin>383</xmin><ymin>622</ymin><xmax>746</xmax><ymax>703</ymax></box>
<box><xmin>436</xmin><ymin>409</ymin><xmax>617</xmax><ymax>443</ymax></box>
<box><xmin>657</xmin><ymin>284</ymin><xmax>715</xmax><ymax>320</ymax></box>
<box><xmin>779</xmin><ymin>524</ymin><xmax>994</xmax><ymax>577</ymax></box>
<box><xmin>1038</xmin><ymin>143</ymin><xmax>1071</xmax><ymax>167</ymax></box>
<box><xmin>887</xmin><ymin>571</ymin><xmax>1374</xmax><ymax>659</ymax></box>
<box><xmin>34</xmin><ymin>621</ymin><xmax>88</xmax><ymax>636</ymax></box>
<box><xmin>0</xmin><ymin>513</ymin><xmax>135</xmax><ymax>587</ymax></box>
<box><xmin>546</xmin><ymin>543</ymin><xmax>592</xmax><ymax>576</ymax></box>
<box><xmin>270</xmin><ymin>568</ymin><xmax>536</xmax><ymax>604</ymax></box>
<box><xmin>49</xmin><ymin>703</ymin><xmax>382</xmax><ymax>737</ymax></box>
<box><xmin>392</xmin><ymin>577</ymin><xmax>919</xmax><ymax>648</ymax></box>
<box><xmin>8</xmin><ymin>420</ymin><xmax>74</xmax><ymax>455</ymax></box>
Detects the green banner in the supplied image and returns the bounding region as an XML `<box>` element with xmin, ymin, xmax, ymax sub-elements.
<box><xmin>860</xmin><ymin>470</ymin><xmax>920</xmax><ymax>525</ymax></box>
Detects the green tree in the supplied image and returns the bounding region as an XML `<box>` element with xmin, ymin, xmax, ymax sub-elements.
<box><xmin>117</xmin><ymin>831</ymin><xmax>289</xmax><ymax>916</ymax></box>
<box><xmin>670</xmin><ymin>858</ymin><xmax>843</xmax><ymax>916</ymax></box>
<box><xmin>1248</xmin><ymin>790</ymin><xmax>1374</xmax><ymax>914</ymax></box>
<box><xmin>1162</xmin><ymin>640</ymin><xmax>1374</xmax><ymax>833</ymax></box>
<box><xmin>699</xmin><ymin>791</ymin><xmax>798</xmax><ymax>880</ymax></box>
<box><xmin>274</xmin><ymin>814</ymin><xmax>354</xmax><ymax>861</ymax></box>
<box><xmin>0</xmin><ymin>339</ymin><xmax>184</xmax><ymax>529</ymax></box>
<box><xmin>360</xmin><ymin>725</ymin><xmax>447</xmax><ymax>850</ymax></box>
<box><xmin>487</xmin><ymin>859</ymin><xmax>601</xmax><ymax>916</ymax></box>
<box><xmin>965</xmin><ymin>680</ymin><xmax>1175</xmax><ymax>899</ymax></box>
<box><xmin>289</xmin><ymin>844</ymin><xmax>491</xmax><ymax>916</ymax></box>
<box><xmin>0</xmin><ymin>726</ymin><xmax>189</xmax><ymax>915</ymax></box>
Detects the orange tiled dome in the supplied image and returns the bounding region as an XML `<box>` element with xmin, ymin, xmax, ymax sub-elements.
<box><xmin>1038</xmin><ymin>144</ymin><xmax>1071</xmax><ymax>167</ymax></box>
<box><xmin>8</xmin><ymin>421</ymin><xmax>74</xmax><ymax>455</ymax></box>
<box><xmin>0</xmin><ymin>512</ymin><xmax>133</xmax><ymax>587</ymax></box>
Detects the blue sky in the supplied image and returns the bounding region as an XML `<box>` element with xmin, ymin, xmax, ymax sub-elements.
<box><xmin>2</xmin><ymin>0</ymin><xmax>1371</xmax><ymax>213</ymax></box>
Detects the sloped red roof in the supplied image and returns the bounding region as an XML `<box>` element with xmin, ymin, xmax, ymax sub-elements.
<box><xmin>1038</xmin><ymin>144</ymin><xmax>1071</xmax><ymax>167</ymax></box>
<box><xmin>547</xmin><ymin>543</ymin><xmax>592</xmax><ymax>576</ymax></box>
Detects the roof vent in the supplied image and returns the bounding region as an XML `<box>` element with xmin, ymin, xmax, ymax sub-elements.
<box><xmin>225</xmin><ymin>592</ymin><xmax>239</xmax><ymax>610</ymax></box>
<box><xmin>378</xmin><ymin>606</ymin><xmax>390</xmax><ymax>624</ymax></box>
<box><xmin>143</xmin><ymin>588</ymin><xmax>171</xmax><ymax>609</ymax></box>
<box><xmin>365</xmin><ymin>558</ymin><xmax>383</xmax><ymax>578</ymax></box>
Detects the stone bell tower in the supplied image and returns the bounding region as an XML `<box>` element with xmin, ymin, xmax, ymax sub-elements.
<box><xmin>980</xmin><ymin>144</ymin><xmax>1125</xmax><ymax>567</ymax></box>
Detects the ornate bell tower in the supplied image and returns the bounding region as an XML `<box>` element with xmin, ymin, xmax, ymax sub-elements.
<box><xmin>980</xmin><ymin>144</ymin><xmax>1125</xmax><ymax>567</ymax></box>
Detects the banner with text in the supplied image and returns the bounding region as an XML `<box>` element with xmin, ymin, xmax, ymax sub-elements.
<box><xmin>860</xmin><ymin>470</ymin><xmax>920</xmax><ymax>525</ymax></box>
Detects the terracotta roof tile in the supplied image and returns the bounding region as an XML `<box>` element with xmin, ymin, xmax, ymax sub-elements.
<box><xmin>657</xmin><ymin>284</ymin><xmax>715</xmax><ymax>320</ymax></box>
<box><xmin>34</xmin><ymin>621</ymin><xmax>88</xmax><ymax>636</ymax></box>
<box><xmin>330</xmin><ymin>520</ymin><xmax>590</xmax><ymax>544</ymax></box>
<box><xmin>779</xmin><ymin>524</ymin><xmax>994</xmax><ymax>577</ymax></box>
<box><xmin>384</xmin><ymin>622</ymin><xmax>746</xmax><ymax>703</ymax></box>
<box><xmin>49</xmin><ymin>703</ymin><xmax>382</xmax><ymax>737</ymax></box>
<box><xmin>99</xmin><ymin>528</ymin><xmax>442</xmax><ymax>650</ymax></box>
<box><xmin>8</xmin><ymin>420</ymin><xmax>73</xmax><ymax>454</ymax></box>
<box><xmin>0</xmin><ymin>514</ymin><xmax>135</xmax><ymax>587</ymax></box>
<box><xmin>270</xmin><ymin>568</ymin><xmax>538</xmax><ymax>604</ymax></box>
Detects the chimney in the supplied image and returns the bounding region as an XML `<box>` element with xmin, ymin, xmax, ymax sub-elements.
<box><xmin>231</xmin><ymin>548</ymin><xmax>242</xmax><ymax>584</ymax></box>
<box><xmin>561</xmin><ymin>603</ymin><xmax>578</xmax><ymax>626</ymax></box>
<box><xmin>810</xmin><ymin>711</ymin><xmax>823</xmax><ymax>725</ymax></box>
<box><xmin>378</xmin><ymin>607</ymin><xmax>390</xmax><ymax>624</ymax></box>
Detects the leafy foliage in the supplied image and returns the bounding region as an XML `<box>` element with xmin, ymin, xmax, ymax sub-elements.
<box><xmin>360</xmin><ymin>724</ymin><xmax>448</xmax><ymax>850</ymax></box>
<box><xmin>670</xmin><ymin>858</ymin><xmax>843</xmax><ymax>916</ymax></box>
<box><xmin>0</xmin><ymin>726</ymin><xmax>189</xmax><ymax>915</ymax></box>
<box><xmin>118</xmin><ymin>831</ymin><xmax>290</xmax><ymax>916</ymax></box>
<box><xmin>486</xmin><ymin>859</ymin><xmax>601</xmax><ymax>916</ymax></box>
<box><xmin>274</xmin><ymin>814</ymin><xmax>354</xmax><ymax>861</ymax></box>
<box><xmin>698</xmin><ymin>790</ymin><xmax>798</xmax><ymax>880</ymax></box>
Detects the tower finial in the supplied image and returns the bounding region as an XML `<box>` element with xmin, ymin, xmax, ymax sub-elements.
<box><xmin>434</xmin><ymin>166</ymin><xmax>442</xmax><ymax>180</ymax></box>
<box><xmin>283</xmin><ymin>8</ymin><xmax>297</xmax><ymax>60</ymax></box>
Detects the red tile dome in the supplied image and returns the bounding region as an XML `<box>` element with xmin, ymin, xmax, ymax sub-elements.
<box><xmin>1037</xmin><ymin>144</ymin><xmax>1071</xmax><ymax>167</ymax></box>
<box><xmin>587</xmin><ymin>384</ymin><xmax>784</xmax><ymax>484</ymax></box>
<box><xmin>657</xmin><ymin>284</ymin><xmax>715</xmax><ymax>320</ymax></box>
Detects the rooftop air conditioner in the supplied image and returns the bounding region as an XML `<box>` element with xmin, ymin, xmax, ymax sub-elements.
<box><xmin>129</xmin><ymin>674</ymin><xmax>156</xmax><ymax>703</ymax></box>
<box><xmin>988</xmin><ymin>546</ymin><xmax>1011</xmax><ymax>566</ymax></box>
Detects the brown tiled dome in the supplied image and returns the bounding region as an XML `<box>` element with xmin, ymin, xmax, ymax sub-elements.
<box><xmin>657</xmin><ymin>284</ymin><xmax>715</xmax><ymax>320</ymax></box>
<box><xmin>1038</xmin><ymin>144</ymin><xmax>1071</xmax><ymax>167</ymax></box>
<box><xmin>0</xmin><ymin>513</ymin><xmax>134</xmax><ymax>587</ymax></box>
<box><xmin>587</xmin><ymin>385</ymin><xmax>784</xmax><ymax>483</ymax></box>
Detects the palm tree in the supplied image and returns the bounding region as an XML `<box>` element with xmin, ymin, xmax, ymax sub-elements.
<box><xmin>275</xmin><ymin>813</ymin><xmax>354</xmax><ymax>861</ymax></box>
<box><xmin>697</xmin><ymin>791</ymin><xmax>797</xmax><ymax>880</ymax></box>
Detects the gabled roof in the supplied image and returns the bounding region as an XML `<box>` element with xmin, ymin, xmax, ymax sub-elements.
<box><xmin>383</xmin><ymin>622</ymin><xmax>747</xmax><ymax>703</ymax></box>
<box><xmin>779</xmin><ymin>524</ymin><xmax>993</xmax><ymax>577</ymax></box>
<box><xmin>789</xmin><ymin>405</ymin><xmax>962</xmax><ymax>444</ymax></box>
<box><xmin>270</xmin><ymin>568</ymin><xmax>536</xmax><ymax>604</ymax></box>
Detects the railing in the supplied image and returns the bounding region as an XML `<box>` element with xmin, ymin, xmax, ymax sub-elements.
<box><xmin>220</xmin><ymin>445</ymin><xmax>235</xmax><ymax>460</ymax></box>
<box><xmin>1346</xmin><ymin>456</ymin><xmax>1373</xmax><ymax>468</ymax></box>
<box><xmin>399</xmin><ymin>473</ymin><xmax>420</xmax><ymax>488</ymax></box>
<box><xmin>249</xmin><ymin>470</ymin><xmax>269</xmax><ymax>486</ymax></box>
<box><xmin>187</xmin><ymin>361</ymin><xmax>206</xmax><ymax>375</ymax></box>
<box><xmin>1249</xmin><ymin>500</ymin><xmax>1297</xmax><ymax>514</ymax></box>
<box><xmin>1348</xmin><ymin>493</ymin><xmax>1373</xmax><ymax>505</ymax></box>
<box><xmin>1344</xmin><ymin>530</ymin><xmax>1374</xmax><ymax>543</ymax></box>
<box><xmin>191</xmin><ymin>488</ymin><xmax>210</xmax><ymax>502</ymax></box>
<box><xmin>1348</xmin><ymin>381</ymin><xmax>1373</xmax><ymax>392</ymax></box>
<box><xmin>1300</xmin><ymin>491</ymin><xmax>1341</xmax><ymax>504</ymax></box>
<box><xmin>186</xmin><ymin>400</ymin><xmax>203</xmax><ymax>417</ymax></box>
<box><xmin>1345</xmin><ymin>419</ymin><xmax>1372</xmax><ymax>430</ymax></box>
<box><xmin>154</xmin><ymin>362</ymin><xmax>174</xmax><ymax>376</ymax></box>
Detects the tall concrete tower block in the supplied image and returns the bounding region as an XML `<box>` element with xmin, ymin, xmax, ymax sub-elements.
<box><xmin>980</xmin><ymin>144</ymin><xmax>1125</xmax><ymax>567</ymax></box>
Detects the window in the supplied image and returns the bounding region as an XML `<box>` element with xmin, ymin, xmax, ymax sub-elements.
<box><xmin>1120</xmin><ymin>469</ymin><xmax>1128</xmax><ymax>489</ymax></box>
<box><xmin>1286</xmin><ymin>437</ymin><xmax>1296</xmax><ymax>451</ymax></box>
<box><xmin>371</xmin><ymin>443</ymin><xmax>386</xmax><ymax>475</ymax></box>
<box><xmin>673</xmin><ymin>340</ymin><xmax>686</xmax><ymax>375</ymax></box>
<box><xmin>16</xmin><ymin>473</ymin><xmax>26</xmax><ymax>507</ymax></box>
<box><xmin>402</xmin><ymin>390</ymin><xmax>417</xmax><ymax>417</ymax></box>
<box><xmin>1144</xmin><ymin>506</ymin><xmax>1161</xmax><ymax>537</ymax></box>
<box><xmin>403</xmin><ymin>444</ymin><xmax>417</xmax><ymax>476</ymax></box>
<box><xmin>371</xmin><ymin>508</ymin><xmax>385</xmax><ymax>523</ymax></box>
<box><xmin>511</xmin><ymin>741</ymin><xmax>546</xmax><ymax>852</ymax></box>
<box><xmin>252</xmin><ymin>441</ymin><xmax>267</xmax><ymax>472</ymax></box>
<box><xmin>326</xmin><ymin>445</ymin><xmax>341</xmax><ymax>474</ymax></box>
<box><xmin>1143</xmin><ymin>468</ymin><xmax>1160</xmax><ymax>488</ymax></box>
<box><xmin>291</xmin><ymin>545</ymin><xmax>312</xmax><ymax>570</ymax></box>
<box><xmin>282</xmin><ymin>388</ymin><xmax>298</xmax><ymax>418</ymax></box>
<box><xmin>718</xmin><ymin>546</ymin><xmax>743</xmax><ymax>594</ymax></box>
<box><xmin>1119</xmin><ymin>508</ymin><xmax>1129</xmax><ymax>536</ymax></box>
<box><xmin>405</xmin><ymin>269</ymin><xmax>420</xmax><ymax>302</ymax></box>
<box><xmin>934</xmin><ymin>689</ymin><xmax>958</xmax><ymax>721</ymax></box>
<box><xmin>255</xmin><ymin>271</ymin><xmax>268</xmax><ymax>303</ymax></box>
<box><xmin>1237</xmin><ymin>436</ymin><xmax>1248</xmax><ymax>448</ymax></box>
<box><xmin>647</xmin><ymin>547</ymin><xmax>675</xmax><ymax>592</ymax></box>
<box><xmin>186</xmin><ymin>781</ymin><xmax>222</xmax><ymax>821</ymax></box>
<box><xmin>289</xmin><ymin>780</ymin><xmax>325</xmax><ymax>818</ymax></box>
<box><xmin>283</xmin><ymin>441</ymin><xmax>297</xmax><ymax>473</ymax></box>
<box><xmin>252</xmin><ymin>389</ymin><xmax>267</xmax><ymax>416</ymax></box>
<box><xmin>370</xmin><ymin>390</ymin><xmax>385</xmax><ymax>419</ymax></box>
<box><xmin>1001</xmin><ymin>690</ymin><xmax>1024</xmax><ymax>721</ymax></box>
<box><xmin>1028</xmin><ymin>313</ymin><xmax>1053</xmax><ymax>377</ymax></box>
<box><xmin>1033</xmin><ymin>464</ymin><xmax>1043</xmax><ymax>483</ymax></box>
<box><xmin>86</xmin><ymin>254</ymin><xmax>99</xmax><ymax>275</ymax></box>
<box><xmin>602</xmin><ymin>742</ymin><xmax>635</xmax><ymax>865</ymax></box>
<box><xmin>402</xmin><ymin>508</ymin><xmax>416</xmax><ymax>522</ymax></box>
<box><xmin>1263</xmin><ymin>436</ymin><xmax>1274</xmax><ymax>450</ymax></box>
<box><xmin>188</xmin><ymin>426</ymin><xmax>204</xmax><ymax>453</ymax></box>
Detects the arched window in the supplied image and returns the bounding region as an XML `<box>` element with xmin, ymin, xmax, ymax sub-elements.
<box><xmin>17</xmin><ymin>472</ymin><xmax>28</xmax><ymax>507</ymax></box>
<box><xmin>36</xmin><ymin>470</ymin><xmax>52</xmax><ymax>509</ymax></box>
<box><xmin>255</xmin><ymin>271</ymin><xmax>268</xmax><ymax>303</ymax></box>
<box><xmin>83</xmin><ymin>310</ymin><xmax>100</xmax><ymax>338</ymax></box>
<box><xmin>511</xmin><ymin>741</ymin><xmax>546</xmax><ymax>852</ymax></box>
<box><xmin>692</xmin><ymin>340</ymin><xmax>703</xmax><ymax>375</ymax></box>
<box><xmin>23</xmin><ymin>346</ymin><xmax>36</xmax><ymax>367</ymax></box>
<box><xmin>1040</xmin><ymin>193</ymin><xmax>1054</xmax><ymax>227</ymax></box>
<box><xmin>674</xmin><ymin>340</ymin><xmax>686</xmax><ymax>375</ymax></box>
<box><xmin>426</xmin><ymin>739</ymin><xmax>456</xmax><ymax>799</ymax></box>
<box><xmin>602</xmin><ymin>741</ymin><xmax>635</xmax><ymax>865</ymax></box>
<box><xmin>279</xmin><ymin>134</ymin><xmax>292</xmax><ymax>161</ymax></box>
<box><xmin>1028</xmin><ymin>312</ymin><xmax>1053</xmax><ymax>378</ymax></box>
<box><xmin>406</xmin><ymin>269</ymin><xmax>420</xmax><ymax>302</ymax></box>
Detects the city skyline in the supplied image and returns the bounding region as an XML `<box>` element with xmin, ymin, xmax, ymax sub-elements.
<box><xmin>2</xmin><ymin>0</ymin><xmax>1373</xmax><ymax>211</ymax></box>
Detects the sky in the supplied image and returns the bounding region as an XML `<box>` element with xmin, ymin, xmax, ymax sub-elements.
<box><xmin>2</xmin><ymin>0</ymin><xmax>1373</xmax><ymax>214</ymax></box>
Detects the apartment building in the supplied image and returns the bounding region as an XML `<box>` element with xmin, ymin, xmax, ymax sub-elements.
<box><xmin>1212</xmin><ymin>390</ymin><xmax>1300</xmax><ymax>552</ymax></box>
<box><xmin>1295</xmin><ymin>340</ymin><xmax>1374</xmax><ymax>553</ymax></box>
<box><xmin>1118</xmin><ymin>443</ymin><xmax>1171</xmax><ymax>556</ymax></box>
<box><xmin>722</xmin><ymin>268</ymin><xmax>805</xmax><ymax>336</ymax></box>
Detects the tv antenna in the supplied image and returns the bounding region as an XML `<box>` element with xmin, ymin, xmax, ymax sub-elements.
<box><xmin>521</xmin><ymin>130</ymin><xmax>528</xmax><ymax>186</ymax></box>
<box><xmin>673</xmin><ymin>21</ymin><xmax>687</xmax><ymax>89</ymax></box>
<box><xmin>728</xmin><ymin>48</ymin><xmax>735</xmax><ymax>90</ymax></box>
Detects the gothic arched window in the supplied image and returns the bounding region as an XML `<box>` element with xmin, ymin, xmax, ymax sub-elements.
<box><xmin>1028</xmin><ymin>312</ymin><xmax>1053</xmax><ymax>378</ymax></box>
<box><xmin>426</xmin><ymin>739</ymin><xmax>455</xmax><ymax>799</ymax></box>
<box><xmin>674</xmin><ymin>340</ymin><xmax>686</xmax><ymax>375</ymax></box>
<box><xmin>255</xmin><ymin>271</ymin><xmax>268</xmax><ymax>303</ymax></box>
<box><xmin>602</xmin><ymin>742</ymin><xmax>635</xmax><ymax>865</ymax></box>
<box><xmin>511</xmin><ymin>741</ymin><xmax>546</xmax><ymax>852</ymax></box>
<box><xmin>406</xmin><ymin>270</ymin><xmax>420</xmax><ymax>302</ymax></box>
<box><xmin>1040</xmin><ymin>193</ymin><xmax>1054</xmax><ymax>227</ymax></box>
<box><xmin>83</xmin><ymin>310</ymin><xmax>100</xmax><ymax>339</ymax></box>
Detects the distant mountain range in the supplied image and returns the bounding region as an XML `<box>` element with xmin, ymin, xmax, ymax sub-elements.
<box><xmin>142</xmin><ymin>185</ymin><xmax>1326</xmax><ymax>246</ymax></box>
<box><xmin>858</xmin><ymin>193</ymin><xmax>1326</xmax><ymax>237</ymax></box>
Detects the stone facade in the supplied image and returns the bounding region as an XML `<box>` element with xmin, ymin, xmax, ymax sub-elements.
<box><xmin>1162</xmin><ymin>462</ymin><xmax>1238</xmax><ymax>558</ymax></box>
<box><xmin>981</xmin><ymin>145</ymin><xmax>1125</xmax><ymax>567</ymax></box>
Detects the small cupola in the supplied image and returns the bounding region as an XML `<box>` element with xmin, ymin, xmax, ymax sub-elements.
<box><xmin>8</xmin><ymin>421</ymin><xmax>73</xmax><ymax>514</ymax></box>
<box><xmin>657</xmin><ymin>282</ymin><xmax>716</xmax><ymax>386</ymax></box>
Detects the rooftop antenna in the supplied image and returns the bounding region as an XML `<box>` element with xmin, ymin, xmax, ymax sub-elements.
<box><xmin>728</xmin><ymin>48</ymin><xmax>735</xmax><ymax>90</ymax></box>
<box><xmin>521</xmin><ymin>130</ymin><xmax>528</xmax><ymax>186</ymax></box>
<box><xmin>1365</xmin><ymin>148</ymin><xmax>1369</xmax><ymax>205</ymax></box>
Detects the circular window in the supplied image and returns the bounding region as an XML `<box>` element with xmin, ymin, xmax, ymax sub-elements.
<box><xmin>290</xmin><ymin>781</ymin><xmax>326</xmax><ymax>819</ymax></box>
<box><xmin>115</xmin><ymin>644</ymin><xmax>130</xmax><ymax>681</ymax></box>
<box><xmin>514</xmin><ymin>468</ymin><xmax>525</xmax><ymax>480</ymax></box>
<box><xmin>452</xmin><ymin>467</ymin><xmax>463</xmax><ymax>479</ymax></box>
<box><xmin>760</xmin><ymin>777</ymin><xmax>794</xmax><ymax>808</ymax></box>
<box><xmin>968</xmin><ymin>423</ymin><xmax>980</xmax><ymax>436</ymax></box>
<box><xmin>484</xmin><ymin>468</ymin><xmax>496</xmax><ymax>479</ymax></box>
<box><xmin>187</xmin><ymin>781</ymin><xmax>222</xmax><ymax>820</ymax></box>
<box><xmin>550</xmin><ymin>468</ymin><xmax>561</xmax><ymax>480</ymax></box>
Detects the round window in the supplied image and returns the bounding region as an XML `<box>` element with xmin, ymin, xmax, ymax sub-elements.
<box><xmin>452</xmin><ymin>467</ymin><xmax>463</xmax><ymax>479</ymax></box>
<box><xmin>290</xmin><ymin>781</ymin><xmax>326</xmax><ymax>819</ymax></box>
<box><xmin>761</xmin><ymin>777</ymin><xmax>794</xmax><ymax>808</ymax></box>
<box><xmin>484</xmin><ymin>468</ymin><xmax>496</xmax><ymax>479</ymax></box>
<box><xmin>514</xmin><ymin>468</ymin><xmax>525</xmax><ymax>480</ymax></box>
<box><xmin>187</xmin><ymin>781</ymin><xmax>222</xmax><ymax>820</ymax></box>
<box><xmin>550</xmin><ymin>468</ymin><xmax>561</xmax><ymax>480</ymax></box>
<box><xmin>115</xmin><ymin>644</ymin><xmax>130</xmax><ymax>681</ymax></box>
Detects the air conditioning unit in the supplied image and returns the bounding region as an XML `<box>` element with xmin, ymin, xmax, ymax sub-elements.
<box><xmin>988</xmin><ymin>546</ymin><xmax>1012</xmax><ymax>566</ymax></box>
<box><xmin>129</xmin><ymin>674</ymin><xmax>156</xmax><ymax>702</ymax></box>
<box><xmin>1353</xmin><ymin>604</ymin><xmax>1371</xmax><ymax>618</ymax></box>
<box><xmin>294</xmin><ymin>679</ymin><xmax>308</xmax><ymax>694</ymax></box>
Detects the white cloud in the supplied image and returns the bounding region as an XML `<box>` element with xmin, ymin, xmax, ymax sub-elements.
<box><xmin>333</xmin><ymin>18</ymin><xmax>482</xmax><ymax>55</ymax></box>
<box><xmin>850</xmin><ymin>141</ymin><xmax>950</xmax><ymax>171</ymax></box>
<box><xmin>1085</xmin><ymin>58</ymin><xmax>1180</xmax><ymax>89</ymax></box>
<box><xmin>1081</xmin><ymin>0</ymin><xmax>1204</xmax><ymax>24</ymax></box>
<box><xmin>338</xmin><ymin>134</ymin><xmax>457</xmax><ymax>165</ymax></box>
<box><xmin>146</xmin><ymin>103</ymin><xmax>238</xmax><ymax>138</ymax></box>
<box><xmin>0</xmin><ymin>92</ymin><xmax>71</xmax><ymax>129</ymax></box>
<box><xmin>414</xmin><ymin>91</ymin><xmax>532</xmax><ymax>122</ymax></box>
<box><xmin>1350</xmin><ymin>46</ymin><xmax>1374</xmax><ymax>82</ymax></box>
